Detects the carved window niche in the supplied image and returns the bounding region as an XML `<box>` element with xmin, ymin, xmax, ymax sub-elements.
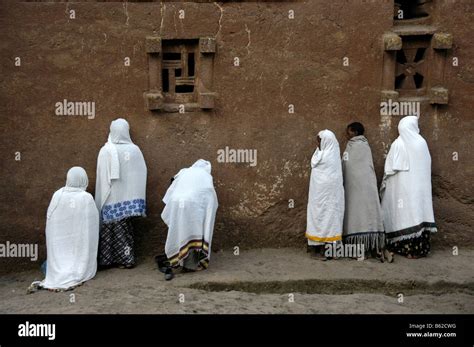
<box><xmin>381</xmin><ymin>30</ymin><xmax>452</xmax><ymax>105</ymax></box>
<box><xmin>395</xmin><ymin>35</ymin><xmax>431</xmax><ymax>98</ymax></box>
<box><xmin>144</xmin><ymin>37</ymin><xmax>217</xmax><ymax>113</ymax></box>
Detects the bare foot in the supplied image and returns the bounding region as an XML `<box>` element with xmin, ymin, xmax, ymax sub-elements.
<box><xmin>383</xmin><ymin>249</ymin><xmax>394</xmax><ymax>263</ymax></box>
<box><xmin>406</xmin><ymin>254</ymin><xmax>420</xmax><ymax>260</ymax></box>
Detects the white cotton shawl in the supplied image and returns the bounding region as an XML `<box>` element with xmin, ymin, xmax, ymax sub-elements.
<box><xmin>41</xmin><ymin>167</ymin><xmax>99</xmax><ymax>290</ymax></box>
<box><xmin>380</xmin><ymin>116</ymin><xmax>437</xmax><ymax>242</ymax></box>
<box><xmin>306</xmin><ymin>130</ymin><xmax>345</xmax><ymax>244</ymax></box>
<box><xmin>95</xmin><ymin>118</ymin><xmax>147</xmax><ymax>223</ymax></box>
<box><xmin>162</xmin><ymin>159</ymin><xmax>218</xmax><ymax>268</ymax></box>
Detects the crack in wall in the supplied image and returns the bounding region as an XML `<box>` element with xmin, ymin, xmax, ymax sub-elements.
<box><xmin>214</xmin><ymin>2</ymin><xmax>224</xmax><ymax>39</ymax></box>
<box><xmin>123</xmin><ymin>1</ymin><xmax>129</xmax><ymax>27</ymax></box>
<box><xmin>173</xmin><ymin>9</ymin><xmax>178</xmax><ymax>36</ymax></box>
<box><xmin>280</xmin><ymin>74</ymin><xmax>289</xmax><ymax>105</ymax></box>
<box><xmin>244</xmin><ymin>24</ymin><xmax>251</xmax><ymax>56</ymax></box>
<box><xmin>160</xmin><ymin>3</ymin><xmax>165</xmax><ymax>35</ymax></box>
<box><xmin>65</xmin><ymin>2</ymin><xmax>71</xmax><ymax>23</ymax></box>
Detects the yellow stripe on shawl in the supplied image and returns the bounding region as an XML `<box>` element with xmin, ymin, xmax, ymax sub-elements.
<box><xmin>305</xmin><ymin>233</ymin><xmax>342</xmax><ymax>242</ymax></box>
<box><xmin>169</xmin><ymin>240</ymin><xmax>209</xmax><ymax>266</ymax></box>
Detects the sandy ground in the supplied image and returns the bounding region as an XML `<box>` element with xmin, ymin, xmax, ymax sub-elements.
<box><xmin>0</xmin><ymin>248</ymin><xmax>473</xmax><ymax>314</ymax></box>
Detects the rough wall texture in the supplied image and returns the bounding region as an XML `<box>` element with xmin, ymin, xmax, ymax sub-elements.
<box><xmin>1</xmin><ymin>0</ymin><xmax>473</xmax><ymax>274</ymax></box>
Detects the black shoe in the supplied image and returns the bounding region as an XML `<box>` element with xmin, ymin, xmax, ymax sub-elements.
<box><xmin>155</xmin><ymin>254</ymin><xmax>171</xmax><ymax>273</ymax></box>
<box><xmin>164</xmin><ymin>267</ymin><xmax>174</xmax><ymax>281</ymax></box>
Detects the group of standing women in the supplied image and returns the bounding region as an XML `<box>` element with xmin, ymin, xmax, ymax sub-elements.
<box><xmin>306</xmin><ymin>115</ymin><xmax>437</xmax><ymax>261</ymax></box>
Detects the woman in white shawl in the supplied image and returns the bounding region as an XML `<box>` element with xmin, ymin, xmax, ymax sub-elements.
<box><xmin>306</xmin><ymin>130</ymin><xmax>344</xmax><ymax>259</ymax></box>
<box><xmin>28</xmin><ymin>167</ymin><xmax>99</xmax><ymax>293</ymax></box>
<box><xmin>381</xmin><ymin>116</ymin><xmax>437</xmax><ymax>258</ymax></box>
<box><xmin>342</xmin><ymin>122</ymin><xmax>389</xmax><ymax>261</ymax></box>
<box><xmin>95</xmin><ymin>118</ymin><xmax>147</xmax><ymax>268</ymax></box>
<box><xmin>161</xmin><ymin>159</ymin><xmax>218</xmax><ymax>275</ymax></box>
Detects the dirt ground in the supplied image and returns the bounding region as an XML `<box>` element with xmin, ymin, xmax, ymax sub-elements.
<box><xmin>0</xmin><ymin>248</ymin><xmax>473</xmax><ymax>314</ymax></box>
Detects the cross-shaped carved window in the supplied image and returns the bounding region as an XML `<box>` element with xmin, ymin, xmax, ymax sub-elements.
<box><xmin>144</xmin><ymin>37</ymin><xmax>217</xmax><ymax>112</ymax></box>
<box><xmin>395</xmin><ymin>46</ymin><xmax>427</xmax><ymax>91</ymax></box>
<box><xmin>394</xmin><ymin>35</ymin><xmax>431</xmax><ymax>97</ymax></box>
<box><xmin>383</xmin><ymin>3</ymin><xmax>452</xmax><ymax>105</ymax></box>
<box><xmin>162</xmin><ymin>40</ymin><xmax>198</xmax><ymax>104</ymax></box>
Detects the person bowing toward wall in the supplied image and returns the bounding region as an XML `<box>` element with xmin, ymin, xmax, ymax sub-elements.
<box><xmin>95</xmin><ymin>118</ymin><xmax>147</xmax><ymax>269</ymax></box>
<box><xmin>159</xmin><ymin>159</ymin><xmax>218</xmax><ymax>280</ymax></box>
<box><xmin>306</xmin><ymin>130</ymin><xmax>345</xmax><ymax>260</ymax></box>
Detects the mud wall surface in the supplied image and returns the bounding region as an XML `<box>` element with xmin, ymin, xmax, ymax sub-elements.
<box><xmin>1</xmin><ymin>0</ymin><xmax>473</xmax><ymax>273</ymax></box>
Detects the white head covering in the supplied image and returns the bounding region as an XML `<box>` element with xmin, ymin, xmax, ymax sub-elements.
<box><xmin>163</xmin><ymin>159</ymin><xmax>213</xmax><ymax>205</ymax></box>
<box><xmin>48</xmin><ymin>167</ymin><xmax>88</xmax><ymax>219</ymax></box>
<box><xmin>311</xmin><ymin>129</ymin><xmax>340</xmax><ymax>167</ymax></box>
<box><xmin>191</xmin><ymin>159</ymin><xmax>212</xmax><ymax>174</ymax></box>
<box><xmin>65</xmin><ymin>166</ymin><xmax>88</xmax><ymax>191</ymax></box>
<box><xmin>319</xmin><ymin>129</ymin><xmax>339</xmax><ymax>150</ymax></box>
<box><xmin>106</xmin><ymin>118</ymin><xmax>132</xmax><ymax>180</ymax></box>
<box><xmin>398</xmin><ymin>115</ymin><xmax>422</xmax><ymax>146</ymax></box>
<box><xmin>383</xmin><ymin>115</ymin><xmax>421</xmax><ymax>176</ymax></box>
<box><xmin>108</xmin><ymin>118</ymin><xmax>132</xmax><ymax>144</ymax></box>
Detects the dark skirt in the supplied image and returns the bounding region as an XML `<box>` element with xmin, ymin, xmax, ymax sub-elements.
<box><xmin>388</xmin><ymin>229</ymin><xmax>431</xmax><ymax>258</ymax></box>
<box><xmin>182</xmin><ymin>250</ymin><xmax>201</xmax><ymax>271</ymax></box>
<box><xmin>99</xmin><ymin>218</ymin><xmax>135</xmax><ymax>267</ymax></box>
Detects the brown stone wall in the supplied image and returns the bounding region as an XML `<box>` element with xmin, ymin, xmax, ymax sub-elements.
<box><xmin>1</xmin><ymin>0</ymin><xmax>473</xmax><ymax>274</ymax></box>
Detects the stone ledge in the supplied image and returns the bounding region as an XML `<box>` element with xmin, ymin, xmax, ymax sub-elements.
<box><xmin>199</xmin><ymin>37</ymin><xmax>216</xmax><ymax>53</ymax></box>
<box><xmin>433</xmin><ymin>33</ymin><xmax>453</xmax><ymax>49</ymax></box>
<box><xmin>144</xmin><ymin>91</ymin><xmax>164</xmax><ymax>110</ymax></box>
<box><xmin>392</xmin><ymin>25</ymin><xmax>437</xmax><ymax>36</ymax></box>
<box><xmin>145</xmin><ymin>36</ymin><xmax>161</xmax><ymax>53</ymax></box>
<box><xmin>429</xmin><ymin>86</ymin><xmax>449</xmax><ymax>104</ymax></box>
<box><xmin>383</xmin><ymin>33</ymin><xmax>402</xmax><ymax>51</ymax></box>
<box><xmin>198</xmin><ymin>92</ymin><xmax>217</xmax><ymax>109</ymax></box>
<box><xmin>381</xmin><ymin>90</ymin><xmax>399</xmax><ymax>102</ymax></box>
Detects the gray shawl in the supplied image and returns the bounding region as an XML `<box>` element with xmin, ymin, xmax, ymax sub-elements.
<box><xmin>342</xmin><ymin>135</ymin><xmax>385</xmax><ymax>251</ymax></box>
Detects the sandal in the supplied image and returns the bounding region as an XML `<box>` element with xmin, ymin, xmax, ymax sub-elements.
<box><xmin>26</xmin><ymin>281</ymin><xmax>41</xmax><ymax>295</ymax></box>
